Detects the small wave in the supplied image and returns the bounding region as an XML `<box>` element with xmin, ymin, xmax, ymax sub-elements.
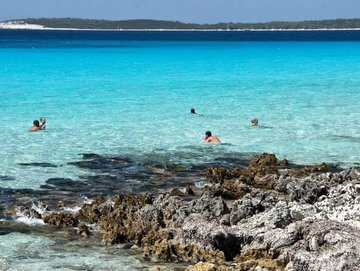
<box><xmin>10</xmin><ymin>202</ymin><xmax>48</xmax><ymax>226</ymax></box>
<box><xmin>62</xmin><ymin>206</ymin><xmax>81</xmax><ymax>214</ymax></box>
<box><xmin>59</xmin><ymin>196</ymin><xmax>93</xmax><ymax>213</ymax></box>
<box><xmin>81</xmin><ymin>196</ymin><xmax>93</xmax><ymax>204</ymax></box>
<box><xmin>194</xmin><ymin>181</ymin><xmax>212</xmax><ymax>188</ymax></box>
<box><xmin>31</xmin><ymin>202</ymin><xmax>49</xmax><ymax>216</ymax></box>
<box><xmin>13</xmin><ymin>211</ymin><xmax>45</xmax><ymax>226</ymax></box>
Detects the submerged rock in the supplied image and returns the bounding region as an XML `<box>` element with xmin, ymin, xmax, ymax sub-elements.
<box><xmin>77</xmin><ymin>223</ymin><xmax>91</xmax><ymax>237</ymax></box>
<box><xmin>18</xmin><ymin>162</ymin><xmax>57</xmax><ymax>168</ymax></box>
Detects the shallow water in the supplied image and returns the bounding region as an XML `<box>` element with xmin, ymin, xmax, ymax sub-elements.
<box><xmin>1</xmin><ymin>30</ymin><xmax>360</xmax><ymax>270</ymax></box>
<box><xmin>0</xmin><ymin>228</ymin><xmax>152</xmax><ymax>271</ymax></box>
<box><xmin>1</xmin><ymin>38</ymin><xmax>360</xmax><ymax>189</ymax></box>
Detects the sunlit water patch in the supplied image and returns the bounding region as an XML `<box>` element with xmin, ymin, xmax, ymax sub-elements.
<box><xmin>0</xmin><ymin>231</ymin><xmax>151</xmax><ymax>270</ymax></box>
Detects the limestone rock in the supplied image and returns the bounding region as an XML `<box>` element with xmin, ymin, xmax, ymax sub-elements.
<box><xmin>77</xmin><ymin>223</ymin><xmax>91</xmax><ymax>237</ymax></box>
<box><xmin>43</xmin><ymin>212</ymin><xmax>79</xmax><ymax>227</ymax></box>
<box><xmin>185</xmin><ymin>262</ymin><xmax>217</xmax><ymax>271</ymax></box>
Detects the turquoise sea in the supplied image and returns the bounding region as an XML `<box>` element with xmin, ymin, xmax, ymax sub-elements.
<box><xmin>1</xmin><ymin>30</ymin><xmax>360</xmax><ymax>270</ymax></box>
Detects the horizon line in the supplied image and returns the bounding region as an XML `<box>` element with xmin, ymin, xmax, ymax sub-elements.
<box><xmin>3</xmin><ymin>17</ymin><xmax>360</xmax><ymax>25</ymax></box>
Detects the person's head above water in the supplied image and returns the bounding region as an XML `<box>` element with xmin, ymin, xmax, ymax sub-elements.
<box><xmin>39</xmin><ymin>117</ymin><xmax>46</xmax><ymax>129</ymax></box>
<box><xmin>30</xmin><ymin>119</ymin><xmax>41</xmax><ymax>132</ymax></box>
<box><xmin>203</xmin><ymin>131</ymin><xmax>221</xmax><ymax>144</ymax></box>
<box><xmin>251</xmin><ymin>118</ymin><xmax>259</xmax><ymax>126</ymax></box>
<box><xmin>33</xmin><ymin>120</ymin><xmax>40</xmax><ymax>127</ymax></box>
<box><xmin>190</xmin><ymin>108</ymin><xmax>196</xmax><ymax>114</ymax></box>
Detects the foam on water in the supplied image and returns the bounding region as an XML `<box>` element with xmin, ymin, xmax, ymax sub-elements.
<box><xmin>13</xmin><ymin>211</ymin><xmax>45</xmax><ymax>226</ymax></box>
<box><xmin>11</xmin><ymin>202</ymin><xmax>47</xmax><ymax>226</ymax></box>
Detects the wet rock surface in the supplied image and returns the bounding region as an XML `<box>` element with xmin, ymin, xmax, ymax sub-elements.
<box><xmin>4</xmin><ymin>153</ymin><xmax>360</xmax><ymax>270</ymax></box>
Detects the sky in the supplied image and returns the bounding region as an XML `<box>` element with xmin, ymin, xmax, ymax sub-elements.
<box><xmin>0</xmin><ymin>0</ymin><xmax>359</xmax><ymax>23</ymax></box>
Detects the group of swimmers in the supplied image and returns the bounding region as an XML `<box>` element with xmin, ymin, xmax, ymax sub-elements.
<box><xmin>191</xmin><ymin>108</ymin><xmax>259</xmax><ymax>145</ymax></box>
<box><xmin>29</xmin><ymin>110</ymin><xmax>258</xmax><ymax>145</ymax></box>
<box><xmin>29</xmin><ymin>117</ymin><xmax>46</xmax><ymax>132</ymax></box>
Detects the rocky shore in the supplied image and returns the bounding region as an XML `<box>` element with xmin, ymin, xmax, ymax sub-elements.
<box><xmin>8</xmin><ymin>153</ymin><xmax>360</xmax><ymax>271</ymax></box>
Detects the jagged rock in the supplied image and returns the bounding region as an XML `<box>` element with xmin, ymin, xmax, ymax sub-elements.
<box><xmin>289</xmin><ymin>203</ymin><xmax>318</xmax><ymax>221</ymax></box>
<box><xmin>185</xmin><ymin>186</ymin><xmax>195</xmax><ymax>195</ymax></box>
<box><xmin>206</xmin><ymin>153</ymin><xmax>288</xmax><ymax>194</ymax></box>
<box><xmin>191</xmin><ymin>193</ymin><xmax>229</xmax><ymax>219</ymax></box>
<box><xmin>24</xmin><ymin>208</ymin><xmax>42</xmax><ymax>219</ymax></box>
<box><xmin>13</xmin><ymin>153</ymin><xmax>360</xmax><ymax>271</ymax></box>
<box><xmin>288</xmin><ymin>163</ymin><xmax>328</xmax><ymax>177</ymax></box>
<box><xmin>170</xmin><ymin>187</ymin><xmax>184</xmax><ymax>196</ymax></box>
<box><xmin>77</xmin><ymin>195</ymin><xmax>107</xmax><ymax>223</ymax></box>
<box><xmin>284</xmin><ymin>221</ymin><xmax>360</xmax><ymax>271</ymax></box>
<box><xmin>230</xmin><ymin>194</ymin><xmax>264</xmax><ymax>224</ymax></box>
<box><xmin>43</xmin><ymin>212</ymin><xmax>79</xmax><ymax>227</ymax></box>
<box><xmin>185</xmin><ymin>262</ymin><xmax>217</xmax><ymax>271</ymax></box>
<box><xmin>77</xmin><ymin>223</ymin><xmax>91</xmax><ymax>237</ymax></box>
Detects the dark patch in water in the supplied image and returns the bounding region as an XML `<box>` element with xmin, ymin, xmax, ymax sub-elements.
<box><xmin>0</xmin><ymin>187</ymin><xmax>35</xmax><ymax>195</ymax></box>
<box><xmin>18</xmin><ymin>162</ymin><xmax>58</xmax><ymax>168</ymax></box>
<box><xmin>80</xmin><ymin>153</ymin><xmax>104</xmax><ymax>159</ymax></box>
<box><xmin>2</xmin><ymin>152</ymin><xmax>252</xmax><ymax>212</ymax></box>
<box><xmin>45</xmin><ymin>178</ymin><xmax>88</xmax><ymax>189</ymax></box>
<box><xmin>329</xmin><ymin>135</ymin><xmax>360</xmax><ymax>143</ymax></box>
<box><xmin>0</xmin><ymin>175</ymin><xmax>15</xmax><ymax>181</ymax></box>
<box><xmin>0</xmin><ymin>221</ymin><xmax>34</xmax><ymax>235</ymax></box>
<box><xmin>68</xmin><ymin>157</ymin><xmax>128</xmax><ymax>172</ymax></box>
<box><xmin>310</xmin><ymin>124</ymin><xmax>321</xmax><ymax>130</ymax></box>
<box><xmin>214</xmin><ymin>156</ymin><xmax>248</xmax><ymax>165</ymax></box>
<box><xmin>257</xmin><ymin>125</ymin><xmax>274</xmax><ymax>129</ymax></box>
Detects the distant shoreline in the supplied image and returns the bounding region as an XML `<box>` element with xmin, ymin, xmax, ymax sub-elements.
<box><xmin>3</xmin><ymin>18</ymin><xmax>360</xmax><ymax>32</ymax></box>
<box><xmin>1</xmin><ymin>25</ymin><xmax>360</xmax><ymax>32</ymax></box>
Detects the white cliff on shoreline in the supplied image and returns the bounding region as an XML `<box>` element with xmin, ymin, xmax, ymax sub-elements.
<box><xmin>0</xmin><ymin>21</ymin><xmax>46</xmax><ymax>29</ymax></box>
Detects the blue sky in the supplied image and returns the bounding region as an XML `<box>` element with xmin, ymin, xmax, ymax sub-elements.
<box><xmin>0</xmin><ymin>0</ymin><xmax>359</xmax><ymax>23</ymax></box>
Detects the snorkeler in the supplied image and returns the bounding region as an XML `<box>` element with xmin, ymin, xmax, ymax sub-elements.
<box><xmin>202</xmin><ymin>131</ymin><xmax>222</xmax><ymax>144</ymax></box>
<box><xmin>40</xmin><ymin>117</ymin><xmax>46</xmax><ymax>130</ymax></box>
<box><xmin>29</xmin><ymin>120</ymin><xmax>41</xmax><ymax>132</ymax></box>
<box><xmin>251</xmin><ymin>118</ymin><xmax>259</xmax><ymax>126</ymax></box>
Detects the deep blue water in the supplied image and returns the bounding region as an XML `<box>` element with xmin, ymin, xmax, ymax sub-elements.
<box><xmin>1</xmin><ymin>29</ymin><xmax>360</xmax><ymax>46</ymax></box>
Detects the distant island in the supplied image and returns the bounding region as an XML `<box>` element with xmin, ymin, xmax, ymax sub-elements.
<box><xmin>1</xmin><ymin>18</ymin><xmax>360</xmax><ymax>30</ymax></box>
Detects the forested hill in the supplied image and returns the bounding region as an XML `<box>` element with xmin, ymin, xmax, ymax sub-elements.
<box><xmin>5</xmin><ymin>18</ymin><xmax>360</xmax><ymax>30</ymax></box>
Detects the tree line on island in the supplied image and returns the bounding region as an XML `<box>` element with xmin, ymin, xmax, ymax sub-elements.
<box><xmin>6</xmin><ymin>18</ymin><xmax>360</xmax><ymax>30</ymax></box>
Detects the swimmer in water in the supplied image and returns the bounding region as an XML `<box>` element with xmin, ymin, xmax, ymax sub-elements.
<box><xmin>251</xmin><ymin>118</ymin><xmax>259</xmax><ymax>126</ymax></box>
<box><xmin>40</xmin><ymin>117</ymin><xmax>46</xmax><ymax>130</ymax></box>
<box><xmin>202</xmin><ymin>131</ymin><xmax>221</xmax><ymax>144</ymax></box>
<box><xmin>190</xmin><ymin>108</ymin><xmax>204</xmax><ymax>116</ymax></box>
<box><xmin>29</xmin><ymin>120</ymin><xmax>41</xmax><ymax>132</ymax></box>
